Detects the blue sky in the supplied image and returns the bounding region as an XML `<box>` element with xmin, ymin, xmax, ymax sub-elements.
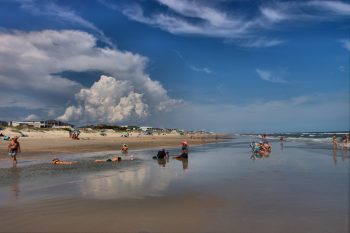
<box><xmin>0</xmin><ymin>0</ymin><xmax>349</xmax><ymax>132</ymax></box>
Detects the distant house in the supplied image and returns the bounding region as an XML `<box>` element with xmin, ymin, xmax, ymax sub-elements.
<box><xmin>0</xmin><ymin>121</ymin><xmax>8</xmax><ymax>127</ymax></box>
<box><xmin>46</xmin><ymin>120</ymin><xmax>73</xmax><ymax>129</ymax></box>
<box><xmin>140</xmin><ymin>126</ymin><xmax>152</xmax><ymax>131</ymax></box>
<box><xmin>10</xmin><ymin>120</ymin><xmax>73</xmax><ymax>129</ymax></box>
<box><xmin>11</xmin><ymin>121</ymin><xmax>33</xmax><ymax>128</ymax></box>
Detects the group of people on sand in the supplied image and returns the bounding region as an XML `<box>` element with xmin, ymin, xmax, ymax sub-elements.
<box><xmin>332</xmin><ymin>133</ymin><xmax>349</xmax><ymax>150</ymax></box>
<box><xmin>250</xmin><ymin>133</ymin><xmax>272</xmax><ymax>158</ymax></box>
<box><xmin>250</xmin><ymin>141</ymin><xmax>272</xmax><ymax>159</ymax></box>
<box><xmin>2</xmin><ymin>133</ymin><xmax>190</xmax><ymax>166</ymax></box>
<box><xmin>69</xmin><ymin>130</ymin><xmax>80</xmax><ymax>140</ymax></box>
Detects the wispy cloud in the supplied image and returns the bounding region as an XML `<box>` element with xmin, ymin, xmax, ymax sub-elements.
<box><xmin>172</xmin><ymin>50</ymin><xmax>213</xmax><ymax>75</ymax></box>
<box><xmin>339</xmin><ymin>39</ymin><xmax>350</xmax><ymax>51</ymax></box>
<box><xmin>190</xmin><ymin>65</ymin><xmax>212</xmax><ymax>74</ymax></box>
<box><xmin>308</xmin><ymin>1</ymin><xmax>350</xmax><ymax>15</ymax></box>
<box><xmin>103</xmin><ymin>0</ymin><xmax>350</xmax><ymax>47</ymax></box>
<box><xmin>173</xmin><ymin>49</ymin><xmax>184</xmax><ymax>59</ymax></box>
<box><xmin>17</xmin><ymin>0</ymin><xmax>115</xmax><ymax>48</ymax></box>
<box><xmin>256</xmin><ymin>69</ymin><xmax>287</xmax><ymax>83</ymax></box>
<box><xmin>238</xmin><ymin>37</ymin><xmax>285</xmax><ymax>48</ymax></box>
<box><xmin>120</xmin><ymin>2</ymin><xmax>253</xmax><ymax>39</ymax></box>
<box><xmin>260</xmin><ymin>1</ymin><xmax>350</xmax><ymax>22</ymax></box>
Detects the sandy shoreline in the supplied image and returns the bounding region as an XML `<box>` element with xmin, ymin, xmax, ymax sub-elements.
<box><xmin>0</xmin><ymin>129</ymin><xmax>231</xmax><ymax>159</ymax></box>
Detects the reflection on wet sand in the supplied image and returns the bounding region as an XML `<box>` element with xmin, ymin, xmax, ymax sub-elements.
<box><xmin>332</xmin><ymin>147</ymin><xmax>348</xmax><ymax>164</ymax></box>
<box><xmin>332</xmin><ymin>148</ymin><xmax>338</xmax><ymax>165</ymax></box>
<box><xmin>175</xmin><ymin>157</ymin><xmax>189</xmax><ymax>171</ymax></box>
<box><xmin>157</xmin><ymin>158</ymin><xmax>166</xmax><ymax>167</ymax></box>
<box><xmin>341</xmin><ymin>148</ymin><xmax>347</xmax><ymax>162</ymax></box>
<box><xmin>79</xmin><ymin>162</ymin><xmax>185</xmax><ymax>199</ymax></box>
<box><xmin>249</xmin><ymin>152</ymin><xmax>271</xmax><ymax>160</ymax></box>
<box><xmin>10</xmin><ymin>167</ymin><xmax>20</xmax><ymax>200</ymax></box>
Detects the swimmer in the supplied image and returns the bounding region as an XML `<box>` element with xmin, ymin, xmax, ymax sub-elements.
<box><xmin>95</xmin><ymin>156</ymin><xmax>122</xmax><ymax>163</ymax></box>
<box><xmin>51</xmin><ymin>158</ymin><xmax>77</xmax><ymax>165</ymax></box>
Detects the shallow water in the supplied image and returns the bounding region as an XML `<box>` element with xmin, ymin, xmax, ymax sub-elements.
<box><xmin>0</xmin><ymin>137</ymin><xmax>349</xmax><ymax>232</ymax></box>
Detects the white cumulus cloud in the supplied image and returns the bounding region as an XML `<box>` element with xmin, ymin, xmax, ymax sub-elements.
<box><xmin>58</xmin><ymin>75</ymin><xmax>149</xmax><ymax>123</ymax></box>
<box><xmin>0</xmin><ymin>30</ymin><xmax>181</xmax><ymax>124</ymax></box>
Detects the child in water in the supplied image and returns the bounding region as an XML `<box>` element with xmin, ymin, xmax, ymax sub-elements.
<box><xmin>121</xmin><ymin>144</ymin><xmax>128</xmax><ymax>154</ymax></box>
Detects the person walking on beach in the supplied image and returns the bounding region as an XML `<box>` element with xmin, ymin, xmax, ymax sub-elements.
<box><xmin>8</xmin><ymin>136</ymin><xmax>21</xmax><ymax>166</ymax></box>
<box><xmin>332</xmin><ymin>134</ymin><xmax>338</xmax><ymax>148</ymax></box>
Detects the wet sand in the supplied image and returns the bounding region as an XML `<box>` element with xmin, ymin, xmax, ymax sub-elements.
<box><xmin>0</xmin><ymin>138</ymin><xmax>349</xmax><ymax>233</ymax></box>
<box><xmin>0</xmin><ymin>133</ymin><xmax>229</xmax><ymax>158</ymax></box>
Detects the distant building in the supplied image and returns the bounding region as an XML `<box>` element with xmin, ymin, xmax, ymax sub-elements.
<box><xmin>10</xmin><ymin>120</ymin><xmax>73</xmax><ymax>129</ymax></box>
<box><xmin>0</xmin><ymin>121</ymin><xmax>8</xmax><ymax>127</ymax></box>
<box><xmin>140</xmin><ymin>126</ymin><xmax>153</xmax><ymax>131</ymax></box>
<box><xmin>46</xmin><ymin>120</ymin><xmax>73</xmax><ymax>129</ymax></box>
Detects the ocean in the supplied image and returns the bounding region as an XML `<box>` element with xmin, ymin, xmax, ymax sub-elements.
<box><xmin>240</xmin><ymin>131</ymin><xmax>350</xmax><ymax>146</ymax></box>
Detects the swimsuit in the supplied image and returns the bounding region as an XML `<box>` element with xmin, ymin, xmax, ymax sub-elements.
<box><xmin>9</xmin><ymin>149</ymin><xmax>17</xmax><ymax>157</ymax></box>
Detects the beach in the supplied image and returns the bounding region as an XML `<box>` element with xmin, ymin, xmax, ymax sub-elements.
<box><xmin>0</xmin><ymin>136</ymin><xmax>349</xmax><ymax>233</ymax></box>
<box><xmin>0</xmin><ymin>128</ymin><xmax>228</xmax><ymax>159</ymax></box>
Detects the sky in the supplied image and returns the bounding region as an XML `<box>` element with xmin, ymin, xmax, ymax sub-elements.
<box><xmin>0</xmin><ymin>0</ymin><xmax>349</xmax><ymax>133</ymax></box>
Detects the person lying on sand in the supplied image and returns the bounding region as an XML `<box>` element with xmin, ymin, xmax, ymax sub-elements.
<box><xmin>95</xmin><ymin>156</ymin><xmax>122</xmax><ymax>163</ymax></box>
<box><xmin>51</xmin><ymin>158</ymin><xmax>77</xmax><ymax>165</ymax></box>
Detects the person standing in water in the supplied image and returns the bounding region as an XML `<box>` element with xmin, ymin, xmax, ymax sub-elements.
<box><xmin>332</xmin><ymin>134</ymin><xmax>338</xmax><ymax>149</ymax></box>
<box><xmin>8</xmin><ymin>136</ymin><xmax>21</xmax><ymax>166</ymax></box>
<box><xmin>178</xmin><ymin>141</ymin><xmax>189</xmax><ymax>158</ymax></box>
